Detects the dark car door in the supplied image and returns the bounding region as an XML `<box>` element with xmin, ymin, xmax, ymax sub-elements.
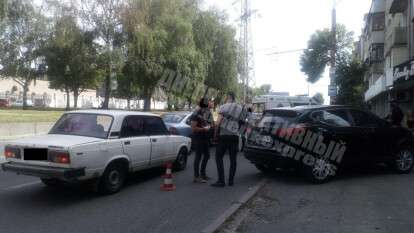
<box><xmin>348</xmin><ymin>109</ymin><xmax>391</xmax><ymax>162</ymax></box>
<box><xmin>309</xmin><ymin>109</ymin><xmax>362</xmax><ymax>165</ymax></box>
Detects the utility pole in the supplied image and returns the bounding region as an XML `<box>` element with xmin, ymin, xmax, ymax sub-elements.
<box><xmin>236</xmin><ymin>0</ymin><xmax>256</xmax><ymax>103</ymax></box>
<box><xmin>329</xmin><ymin>1</ymin><xmax>337</xmax><ymax>105</ymax></box>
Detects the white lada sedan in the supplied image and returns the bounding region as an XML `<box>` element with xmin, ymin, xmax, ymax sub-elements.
<box><xmin>1</xmin><ymin>110</ymin><xmax>191</xmax><ymax>194</ymax></box>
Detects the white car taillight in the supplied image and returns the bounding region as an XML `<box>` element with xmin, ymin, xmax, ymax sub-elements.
<box><xmin>4</xmin><ymin>146</ymin><xmax>21</xmax><ymax>159</ymax></box>
<box><xmin>48</xmin><ymin>150</ymin><xmax>71</xmax><ymax>164</ymax></box>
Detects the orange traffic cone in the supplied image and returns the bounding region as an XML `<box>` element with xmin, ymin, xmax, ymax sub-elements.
<box><xmin>161</xmin><ymin>163</ymin><xmax>176</xmax><ymax>191</ymax></box>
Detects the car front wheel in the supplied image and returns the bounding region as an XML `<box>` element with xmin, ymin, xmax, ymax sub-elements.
<box><xmin>304</xmin><ymin>158</ymin><xmax>335</xmax><ymax>184</ymax></box>
<box><xmin>391</xmin><ymin>146</ymin><xmax>414</xmax><ymax>174</ymax></box>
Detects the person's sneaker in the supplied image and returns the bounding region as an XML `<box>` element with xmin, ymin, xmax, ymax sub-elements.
<box><xmin>211</xmin><ymin>182</ymin><xmax>225</xmax><ymax>187</ymax></box>
<box><xmin>201</xmin><ymin>175</ymin><xmax>211</xmax><ymax>181</ymax></box>
<box><xmin>193</xmin><ymin>177</ymin><xmax>207</xmax><ymax>183</ymax></box>
<box><xmin>228</xmin><ymin>181</ymin><xmax>234</xmax><ymax>186</ymax></box>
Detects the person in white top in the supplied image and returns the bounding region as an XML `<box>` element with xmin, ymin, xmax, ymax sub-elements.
<box><xmin>211</xmin><ymin>92</ymin><xmax>245</xmax><ymax>187</ymax></box>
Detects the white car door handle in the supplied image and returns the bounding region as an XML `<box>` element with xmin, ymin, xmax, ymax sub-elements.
<box><xmin>151</xmin><ymin>139</ymin><xmax>157</xmax><ymax>143</ymax></box>
<box><xmin>124</xmin><ymin>141</ymin><xmax>131</xmax><ymax>145</ymax></box>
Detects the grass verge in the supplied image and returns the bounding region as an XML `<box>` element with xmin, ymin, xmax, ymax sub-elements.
<box><xmin>0</xmin><ymin>109</ymin><xmax>63</xmax><ymax>123</ymax></box>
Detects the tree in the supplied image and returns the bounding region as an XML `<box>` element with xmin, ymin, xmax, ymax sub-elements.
<box><xmin>120</xmin><ymin>0</ymin><xmax>207</xmax><ymax>111</ymax></box>
<box><xmin>300</xmin><ymin>24</ymin><xmax>354</xmax><ymax>83</ymax></box>
<box><xmin>0</xmin><ymin>0</ymin><xmax>48</xmax><ymax>109</ymax></box>
<box><xmin>80</xmin><ymin>0</ymin><xmax>124</xmax><ymax>109</ymax></box>
<box><xmin>312</xmin><ymin>92</ymin><xmax>324</xmax><ymax>105</ymax></box>
<box><xmin>0</xmin><ymin>0</ymin><xmax>6</xmax><ymax>20</ymax></box>
<box><xmin>251</xmin><ymin>84</ymin><xmax>272</xmax><ymax>97</ymax></box>
<box><xmin>202</xmin><ymin>11</ymin><xmax>238</xmax><ymax>98</ymax></box>
<box><xmin>43</xmin><ymin>14</ymin><xmax>100</xmax><ymax>109</ymax></box>
<box><xmin>115</xmin><ymin>63</ymin><xmax>140</xmax><ymax>109</ymax></box>
<box><xmin>335</xmin><ymin>58</ymin><xmax>366</xmax><ymax>107</ymax></box>
<box><xmin>260</xmin><ymin>84</ymin><xmax>271</xmax><ymax>94</ymax></box>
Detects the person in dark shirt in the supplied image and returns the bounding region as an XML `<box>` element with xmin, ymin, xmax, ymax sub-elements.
<box><xmin>190</xmin><ymin>98</ymin><xmax>214</xmax><ymax>183</ymax></box>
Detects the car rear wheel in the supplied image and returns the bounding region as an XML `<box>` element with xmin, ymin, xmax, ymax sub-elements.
<box><xmin>97</xmin><ymin>161</ymin><xmax>128</xmax><ymax>195</ymax></box>
<box><xmin>40</xmin><ymin>178</ymin><xmax>63</xmax><ymax>187</ymax></box>
<box><xmin>174</xmin><ymin>148</ymin><xmax>188</xmax><ymax>171</ymax></box>
<box><xmin>391</xmin><ymin>146</ymin><xmax>414</xmax><ymax>174</ymax></box>
<box><xmin>305</xmin><ymin>158</ymin><xmax>335</xmax><ymax>184</ymax></box>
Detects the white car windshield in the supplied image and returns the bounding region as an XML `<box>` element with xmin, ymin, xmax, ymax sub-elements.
<box><xmin>49</xmin><ymin>113</ymin><xmax>113</xmax><ymax>138</ymax></box>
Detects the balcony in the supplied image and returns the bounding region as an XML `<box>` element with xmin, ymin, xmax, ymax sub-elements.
<box><xmin>389</xmin><ymin>0</ymin><xmax>408</xmax><ymax>14</ymax></box>
<box><xmin>385</xmin><ymin>27</ymin><xmax>407</xmax><ymax>53</ymax></box>
<box><xmin>365</xmin><ymin>75</ymin><xmax>387</xmax><ymax>101</ymax></box>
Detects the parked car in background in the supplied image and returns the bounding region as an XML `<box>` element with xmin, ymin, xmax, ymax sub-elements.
<box><xmin>161</xmin><ymin>111</ymin><xmax>244</xmax><ymax>151</ymax></box>
<box><xmin>1</xmin><ymin>110</ymin><xmax>191</xmax><ymax>194</ymax></box>
<box><xmin>0</xmin><ymin>99</ymin><xmax>9</xmax><ymax>107</ymax></box>
<box><xmin>11</xmin><ymin>99</ymin><xmax>33</xmax><ymax>107</ymax></box>
<box><xmin>161</xmin><ymin>112</ymin><xmax>192</xmax><ymax>137</ymax></box>
<box><xmin>244</xmin><ymin>105</ymin><xmax>414</xmax><ymax>183</ymax></box>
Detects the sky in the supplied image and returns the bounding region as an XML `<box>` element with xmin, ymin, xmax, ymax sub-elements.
<box><xmin>205</xmin><ymin>0</ymin><xmax>372</xmax><ymax>103</ymax></box>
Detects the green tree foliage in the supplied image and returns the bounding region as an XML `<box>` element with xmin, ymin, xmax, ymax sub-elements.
<box><xmin>1</xmin><ymin>0</ymin><xmax>240</xmax><ymax>111</ymax></box>
<box><xmin>300</xmin><ymin>24</ymin><xmax>354</xmax><ymax>83</ymax></box>
<box><xmin>115</xmin><ymin>65</ymin><xmax>140</xmax><ymax>110</ymax></box>
<box><xmin>193</xmin><ymin>9</ymin><xmax>238</xmax><ymax>98</ymax></box>
<box><xmin>252</xmin><ymin>84</ymin><xmax>272</xmax><ymax>97</ymax></box>
<box><xmin>202</xmin><ymin>12</ymin><xmax>238</xmax><ymax>97</ymax></box>
<box><xmin>43</xmin><ymin>14</ymin><xmax>100</xmax><ymax>110</ymax></box>
<box><xmin>80</xmin><ymin>0</ymin><xmax>124</xmax><ymax>109</ymax></box>
<box><xmin>0</xmin><ymin>0</ymin><xmax>6</xmax><ymax>20</ymax></box>
<box><xmin>335</xmin><ymin>59</ymin><xmax>366</xmax><ymax>107</ymax></box>
<box><xmin>0</xmin><ymin>0</ymin><xmax>47</xmax><ymax>109</ymax></box>
<box><xmin>312</xmin><ymin>92</ymin><xmax>324</xmax><ymax>105</ymax></box>
<box><xmin>119</xmin><ymin>0</ymin><xmax>238</xmax><ymax>110</ymax></box>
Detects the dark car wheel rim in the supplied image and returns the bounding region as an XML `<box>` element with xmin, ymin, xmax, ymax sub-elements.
<box><xmin>396</xmin><ymin>150</ymin><xmax>414</xmax><ymax>171</ymax></box>
<box><xmin>108</xmin><ymin>170</ymin><xmax>120</xmax><ymax>186</ymax></box>
<box><xmin>312</xmin><ymin>159</ymin><xmax>330</xmax><ymax>180</ymax></box>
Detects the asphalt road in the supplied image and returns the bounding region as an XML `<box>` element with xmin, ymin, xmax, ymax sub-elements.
<box><xmin>0</xmin><ymin>151</ymin><xmax>263</xmax><ymax>233</ymax></box>
<box><xmin>230</xmin><ymin>165</ymin><xmax>414</xmax><ymax>233</ymax></box>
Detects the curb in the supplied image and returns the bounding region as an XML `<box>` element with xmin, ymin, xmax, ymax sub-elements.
<box><xmin>201</xmin><ymin>178</ymin><xmax>267</xmax><ymax>233</ymax></box>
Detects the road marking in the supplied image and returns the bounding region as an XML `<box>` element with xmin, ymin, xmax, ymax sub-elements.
<box><xmin>3</xmin><ymin>181</ymin><xmax>42</xmax><ymax>191</ymax></box>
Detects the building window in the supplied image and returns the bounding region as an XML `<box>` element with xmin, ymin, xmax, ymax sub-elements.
<box><xmin>372</xmin><ymin>12</ymin><xmax>385</xmax><ymax>31</ymax></box>
<box><xmin>370</xmin><ymin>43</ymin><xmax>384</xmax><ymax>62</ymax></box>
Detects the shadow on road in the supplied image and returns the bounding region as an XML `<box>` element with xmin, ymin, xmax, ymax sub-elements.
<box><xmin>262</xmin><ymin>164</ymin><xmax>404</xmax><ymax>185</ymax></box>
<box><xmin>0</xmin><ymin>167</ymin><xmax>167</xmax><ymax>208</ymax></box>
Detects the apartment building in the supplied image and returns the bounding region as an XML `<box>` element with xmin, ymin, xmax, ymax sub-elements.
<box><xmin>359</xmin><ymin>0</ymin><xmax>414</xmax><ymax>118</ymax></box>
